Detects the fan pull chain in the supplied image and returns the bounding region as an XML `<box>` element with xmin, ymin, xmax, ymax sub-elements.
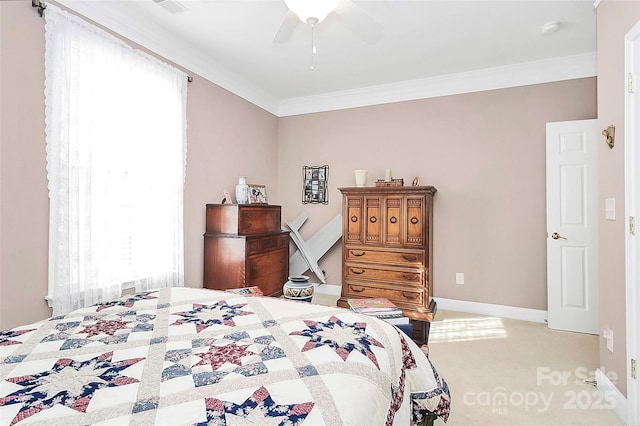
<box><xmin>310</xmin><ymin>22</ymin><xmax>316</xmax><ymax>71</ymax></box>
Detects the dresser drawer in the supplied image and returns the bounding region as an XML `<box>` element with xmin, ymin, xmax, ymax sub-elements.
<box><xmin>344</xmin><ymin>282</ymin><xmax>424</xmax><ymax>306</ymax></box>
<box><xmin>206</xmin><ymin>204</ymin><xmax>281</xmax><ymax>235</ymax></box>
<box><xmin>247</xmin><ymin>249</ymin><xmax>288</xmax><ymax>280</ymax></box>
<box><xmin>345</xmin><ymin>264</ymin><xmax>423</xmax><ymax>286</ymax></box>
<box><xmin>249</xmin><ymin>272</ymin><xmax>286</xmax><ymax>297</ymax></box>
<box><xmin>239</xmin><ymin>208</ymin><xmax>281</xmax><ymax>234</ymax></box>
<box><xmin>247</xmin><ymin>233</ymin><xmax>289</xmax><ymax>255</ymax></box>
<box><xmin>345</xmin><ymin>247</ymin><xmax>424</xmax><ymax>267</ymax></box>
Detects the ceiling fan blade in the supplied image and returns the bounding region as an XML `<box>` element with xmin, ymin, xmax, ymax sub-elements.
<box><xmin>273</xmin><ymin>10</ymin><xmax>299</xmax><ymax>43</ymax></box>
<box><xmin>334</xmin><ymin>0</ymin><xmax>383</xmax><ymax>44</ymax></box>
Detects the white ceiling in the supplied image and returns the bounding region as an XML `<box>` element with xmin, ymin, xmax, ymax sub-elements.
<box><xmin>56</xmin><ymin>0</ymin><xmax>597</xmax><ymax>116</ymax></box>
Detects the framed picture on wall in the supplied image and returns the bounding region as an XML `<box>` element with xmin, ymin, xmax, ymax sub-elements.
<box><xmin>302</xmin><ymin>165</ymin><xmax>329</xmax><ymax>204</ymax></box>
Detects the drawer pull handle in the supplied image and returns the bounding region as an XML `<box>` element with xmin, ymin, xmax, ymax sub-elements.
<box><xmin>246</xmin><ymin>223</ymin><xmax>252</xmax><ymax>229</ymax></box>
<box><xmin>390</xmin><ymin>216</ymin><xmax>397</xmax><ymax>224</ymax></box>
<box><xmin>351</xmin><ymin>286</ymin><xmax>365</xmax><ymax>293</ymax></box>
<box><xmin>402</xmin><ymin>292</ymin><xmax>418</xmax><ymax>300</ymax></box>
<box><xmin>351</xmin><ymin>215</ymin><xmax>358</xmax><ymax>223</ymax></box>
<box><xmin>402</xmin><ymin>274</ymin><xmax>419</xmax><ymax>281</ymax></box>
<box><xmin>351</xmin><ymin>251</ymin><xmax>366</xmax><ymax>257</ymax></box>
<box><xmin>369</xmin><ymin>216</ymin><xmax>377</xmax><ymax>223</ymax></box>
<box><xmin>410</xmin><ymin>216</ymin><xmax>419</xmax><ymax>225</ymax></box>
<box><xmin>402</xmin><ymin>255</ymin><xmax>418</xmax><ymax>261</ymax></box>
<box><xmin>350</xmin><ymin>268</ymin><xmax>366</xmax><ymax>275</ymax></box>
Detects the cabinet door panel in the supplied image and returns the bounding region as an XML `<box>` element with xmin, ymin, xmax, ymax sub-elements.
<box><xmin>203</xmin><ymin>236</ymin><xmax>246</xmax><ymax>289</ymax></box>
<box><xmin>346</xmin><ymin>197</ymin><xmax>363</xmax><ymax>243</ymax></box>
<box><xmin>364</xmin><ymin>197</ymin><xmax>381</xmax><ymax>244</ymax></box>
<box><xmin>384</xmin><ymin>196</ymin><xmax>402</xmax><ymax>245</ymax></box>
<box><xmin>405</xmin><ymin>197</ymin><xmax>425</xmax><ymax>246</ymax></box>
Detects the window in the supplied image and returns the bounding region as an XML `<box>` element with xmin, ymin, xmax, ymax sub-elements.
<box><xmin>44</xmin><ymin>5</ymin><xmax>187</xmax><ymax>316</ymax></box>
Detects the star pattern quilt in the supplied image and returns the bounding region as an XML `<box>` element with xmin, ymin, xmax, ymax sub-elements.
<box><xmin>0</xmin><ymin>287</ymin><xmax>449</xmax><ymax>425</ymax></box>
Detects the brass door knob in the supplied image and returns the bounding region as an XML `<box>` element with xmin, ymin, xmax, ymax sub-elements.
<box><xmin>551</xmin><ymin>232</ymin><xmax>567</xmax><ymax>240</ymax></box>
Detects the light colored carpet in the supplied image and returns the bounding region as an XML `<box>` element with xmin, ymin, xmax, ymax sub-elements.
<box><xmin>428</xmin><ymin>310</ymin><xmax>624</xmax><ymax>425</ymax></box>
<box><xmin>310</xmin><ymin>293</ymin><xmax>624</xmax><ymax>425</ymax></box>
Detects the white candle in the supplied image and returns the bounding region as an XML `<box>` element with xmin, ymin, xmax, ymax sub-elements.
<box><xmin>385</xmin><ymin>169</ymin><xmax>392</xmax><ymax>182</ymax></box>
<box><xmin>354</xmin><ymin>170</ymin><xmax>368</xmax><ymax>187</ymax></box>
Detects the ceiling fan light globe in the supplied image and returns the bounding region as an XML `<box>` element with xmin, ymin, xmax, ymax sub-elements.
<box><xmin>284</xmin><ymin>0</ymin><xmax>339</xmax><ymax>24</ymax></box>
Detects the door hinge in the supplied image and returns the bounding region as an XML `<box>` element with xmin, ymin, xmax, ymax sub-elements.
<box><xmin>631</xmin><ymin>216</ymin><xmax>636</xmax><ymax>235</ymax></box>
<box><xmin>629</xmin><ymin>73</ymin><xmax>636</xmax><ymax>93</ymax></box>
<box><xmin>632</xmin><ymin>358</ymin><xmax>637</xmax><ymax>379</ymax></box>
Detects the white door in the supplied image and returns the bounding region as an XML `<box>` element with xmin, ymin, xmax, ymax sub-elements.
<box><xmin>546</xmin><ymin>119</ymin><xmax>598</xmax><ymax>334</ymax></box>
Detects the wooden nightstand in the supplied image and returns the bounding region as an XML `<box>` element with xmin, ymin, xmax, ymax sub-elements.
<box><xmin>410</xmin><ymin>319</ymin><xmax>430</xmax><ymax>346</ymax></box>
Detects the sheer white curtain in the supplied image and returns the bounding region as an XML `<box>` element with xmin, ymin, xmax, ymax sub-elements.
<box><xmin>44</xmin><ymin>4</ymin><xmax>187</xmax><ymax>316</ymax></box>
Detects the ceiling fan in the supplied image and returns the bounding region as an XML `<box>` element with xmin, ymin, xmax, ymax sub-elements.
<box><xmin>273</xmin><ymin>0</ymin><xmax>383</xmax><ymax>45</ymax></box>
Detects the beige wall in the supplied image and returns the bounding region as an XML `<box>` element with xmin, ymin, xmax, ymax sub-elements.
<box><xmin>278</xmin><ymin>79</ymin><xmax>597</xmax><ymax>310</ymax></box>
<box><xmin>0</xmin><ymin>2</ymin><xmax>51</xmax><ymax>330</ymax></box>
<box><xmin>0</xmin><ymin>1</ymin><xmax>279</xmax><ymax>330</ymax></box>
<box><xmin>183</xmin><ymin>74</ymin><xmax>280</xmax><ymax>292</ymax></box>
<box><xmin>597</xmin><ymin>0</ymin><xmax>640</xmax><ymax>399</ymax></box>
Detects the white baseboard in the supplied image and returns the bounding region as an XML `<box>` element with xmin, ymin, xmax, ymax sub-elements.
<box><xmin>313</xmin><ymin>284</ymin><xmax>341</xmax><ymax>296</ymax></box>
<box><xmin>433</xmin><ymin>297</ymin><xmax>548</xmax><ymax>323</ymax></box>
<box><xmin>308</xmin><ymin>292</ymin><xmax>549</xmax><ymax>322</ymax></box>
<box><xmin>596</xmin><ymin>368</ymin><xmax>627</xmax><ymax>424</ymax></box>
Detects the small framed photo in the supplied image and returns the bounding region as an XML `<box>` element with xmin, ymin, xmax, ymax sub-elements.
<box><xmin>247</xmin><ymin>184</ymin><xmax>268</xmax><ymax>204</ymax></box>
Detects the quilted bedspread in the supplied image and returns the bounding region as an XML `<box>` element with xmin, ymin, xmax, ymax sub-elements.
<box><xmin>0</xmin><ymin>287</ymin><xmax>449</xmax><ymax>425</ymax></box>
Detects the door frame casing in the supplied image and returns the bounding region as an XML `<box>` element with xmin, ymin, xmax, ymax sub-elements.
<box><xmin>624</xmin><ymin>20</ymin><xmax>640</xmax><ymax>426</ymax></box>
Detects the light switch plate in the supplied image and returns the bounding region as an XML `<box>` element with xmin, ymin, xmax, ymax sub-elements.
<box><xmin>603</xmin><ymin>328</ymin><xmax>614</xmax><ymax>353</ymax></box>
<box><xmin>606</xmin><ymin>198</ymin><xmax>616</xmax><ymax>221</ymax></box>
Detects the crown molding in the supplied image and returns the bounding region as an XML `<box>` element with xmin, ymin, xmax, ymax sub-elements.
<box><xmin>276</xmin><ymin>52</ymin><xmax>597</xmax><ymax>117</ymax></box>
<box><xmin>55</xmin><ymin>0</ymin><xmax>281</xmax><ymax>115</ymax></box>
<box><xmin>53</xmin><ymin>1</ymin><xmax>596</xmax><ymax>118</ymax></box>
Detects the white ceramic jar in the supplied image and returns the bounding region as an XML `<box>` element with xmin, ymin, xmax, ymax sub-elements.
<box><xmin>235</xmin><ymin>176</ymin><xmax>248</xmax><ymax>204</ymax></box>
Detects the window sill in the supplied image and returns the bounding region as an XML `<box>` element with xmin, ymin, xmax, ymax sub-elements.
<box><xmin>44</xmin><ymin>282</ymin><xmax>136</xmax><ymax>309</ymax></box>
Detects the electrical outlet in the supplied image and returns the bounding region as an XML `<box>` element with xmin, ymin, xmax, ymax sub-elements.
<box><xmin>455</xmin><ymin>273</ymin><xmax>465</xmax><ymax>285</ymax></box>
<box><xmin>603</xmin><ymin>328</ymin><xmax>614</xmax><ymax>353</ymax></box>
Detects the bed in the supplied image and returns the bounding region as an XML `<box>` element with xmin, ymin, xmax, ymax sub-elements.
<box><xmin>0</xmin><ymin>287</ymin><xmax>450</xmax><ymax>425</ymax></box>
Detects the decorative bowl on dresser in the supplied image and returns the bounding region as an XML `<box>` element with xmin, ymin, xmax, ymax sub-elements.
<box><xmin>337</xmin><ymin>186</ymin><xmax>437</xmax><ymax>345</ymax></box>
<box><xmin>203</xmin><ymin>204</ymin><xmax>289</xmax><ymax>297</ymax></box>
